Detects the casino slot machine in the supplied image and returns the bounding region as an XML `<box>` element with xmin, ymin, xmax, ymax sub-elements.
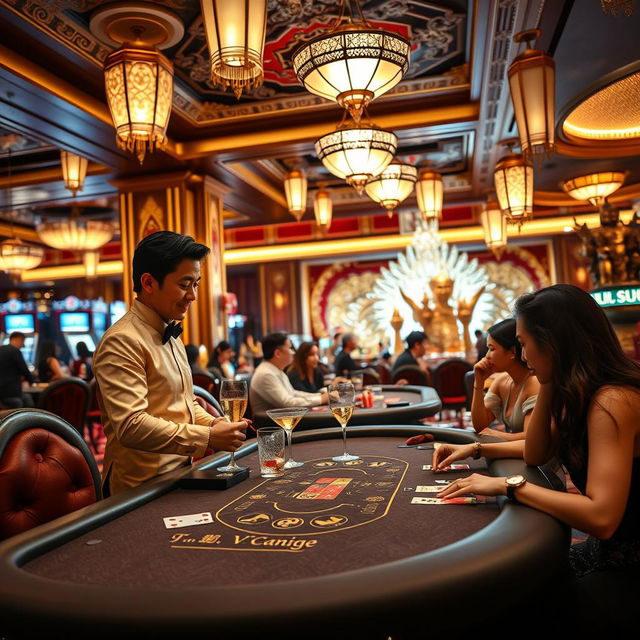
<box><xmin>58</xmin><ymin>311</ymin><xmax>96</xmax><ymax>359</ymax></box>
<box><xmin>0</xmin><ymin>300</ymin><xmax>39</xmax><ymax>367</ymax></box>
<box><xmin>109</xmin><ymin>300</ymin><xmax>127</xmax><ymax>327</ymax></box>
<box><xmin>91</xmin><ymin>299</ymin><xmax>109</xmax><ymax>344</ymax></box>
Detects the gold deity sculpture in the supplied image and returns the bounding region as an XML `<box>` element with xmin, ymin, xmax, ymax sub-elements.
<box><xmin>575</xmin><ymin>204</ymin><xmax>640</xmax><ymax>287</ymax></box>
<box><xmin>399</xmin><ymin>274</ymin><xmax>485</xmax><ymax>355</ymax></box>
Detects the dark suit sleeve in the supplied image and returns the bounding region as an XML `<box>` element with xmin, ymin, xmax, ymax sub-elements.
<box><xmin>14</xmin><ymin>348</ymin><xmax>33</xmax><ymax>384</ymax></box>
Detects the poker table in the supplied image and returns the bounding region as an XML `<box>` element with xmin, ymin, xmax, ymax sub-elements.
<box><xmin>253</xmin><ymin>384</ymin><xmax>441</xmax><ymax>429</ymax></box>
<box><xmin>0</xmin><ymin>425</ymin><xmax>569</xmax><ymax>640</ymax></box>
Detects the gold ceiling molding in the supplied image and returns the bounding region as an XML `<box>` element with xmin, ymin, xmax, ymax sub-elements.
<box><xmin>175</xmin><ymin>102</ymin><xmax>480</xmax><ymax>159</ymax></box>
<box><xmin>19</xmin><ymin>259</ymin><xmax>124</xmax><ymax>282</ymax></box>
<box><xmin>0</xmin><ymin>163</ymin><xmax>109</xmax><ymax>189</ymax></box>
<box><xmin>0</xmin><ymin>223</ymin><xmax>40</xmax><ymax>244</ymax></box>
<box><xmin>223</xmin><ymin>163</ymin><xmax>288</xmax><ymax>208</ymax></box>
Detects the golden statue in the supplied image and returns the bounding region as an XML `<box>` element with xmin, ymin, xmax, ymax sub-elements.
<box><xmin>400</xmin><ymin>274</ymin><xmax>485</xmax><ymax>354</ymax></box>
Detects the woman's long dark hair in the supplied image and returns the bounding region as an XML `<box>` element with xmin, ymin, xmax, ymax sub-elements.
<box><xmin>514</xmin><ymin>284</ymin><xmax>640</xmax><ymax>467</ymax></box>
<box><xmin>207</xmin><ymin>340</ymin><xmax>232</xmax><ymax>368</ymax></box>
<box><xmin>487</xmin><ymin>318</ymin><xmax>526</xmax><ymax>367</ymax></box>
<box><xmin>291</xmin><ymin>341</ymin><xmax>317</xmax><ymax>381</ymax></box>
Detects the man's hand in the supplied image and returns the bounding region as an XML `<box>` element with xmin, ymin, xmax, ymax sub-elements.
<box><xmin>319</xmin><ymin>392</ymin><xmax>329</xmax><ymax>404</ymax></box>
<box><xmin>209</xmin><ymin>420</ymin><xmax>247</xmax><ymax>452</ymax></box>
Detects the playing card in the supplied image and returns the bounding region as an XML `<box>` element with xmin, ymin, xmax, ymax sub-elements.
<box><xmin>411</xmin><ymin>497</ymin><xmax>477</xmax><ymax>505</ymax></box>
<box><xmin>422</xmin><ymin>464</ymin><xmax>471</xmax><ymax>472</ymax></box>
<box><xmin>163</xmin><ymin>512</ymin><xmax>213</xmax><ymax>529</ymax></box>
<box><xmin>415</xmin><ymin>485</ymin><xmax>446</xmax><ymax>492</ymax></box>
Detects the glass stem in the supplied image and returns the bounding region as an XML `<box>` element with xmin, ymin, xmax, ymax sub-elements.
<box><xmin>229</xmin><ymin>450</ymin><xmax>237</xmax><ymax>467</ymax></box>
<box><xmin>342</xmin><ymin>424</ymin><xmax>348</xmax><ymax>457</ymax></box>
<box><xmin>287</xmin><ymin>430</ymin><xmax>293</xmax><ymax>462</ymax></box>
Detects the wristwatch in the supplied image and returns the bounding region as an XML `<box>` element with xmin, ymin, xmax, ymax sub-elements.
<box><xmin>505</xmin><ymin>474</ymin><xmax>526</xmax><ymax>501</ymax></box>
<box><xmin>472</xmin><ymin>442</ymin><xmax>482</xmax><ymax>459</ymax></box>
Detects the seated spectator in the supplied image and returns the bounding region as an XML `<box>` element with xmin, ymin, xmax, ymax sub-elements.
<box><xmin>333</xmin><ymin>333</ymin><xmax>361</xmax><ymax>376</ymax></box>
<box><xmin>71</xmin><ymin>341</ymin><xmax>94</xmax><ymax>381</ymax></box>
<box><xmin>392</xmin><ymin>330</ymin><xmax>429</xmax><ymax>373</ymax></box>
<box><xmin>250</xmin><ymin>332</ymin><xmax>327</xmax><ymax>414</ymax></box>
<box><xmin>475</xmin><ymin>328</ymin><xmax>488</xmax><ymax>362</ymax></box>
<box><xmin>288</xmin><ymin>341</ymin><xmax>325</xmax><ymax>393</ymax></box>
<box><xmin>0</xmin><ymin>331</ymin><xmax>34</xmax><ymax>408</ymax></box>
<box><xmin>208</xmin><ymin>340</ymin><xmax>236</xmax><ymax>380</ymax></box>
<box><xmin>37</xmin><ymin>340</ymin><xmax>66</xmax><ymax>383</ymax></box>
<box><xmin>471</xmin><ymin>319</ymin><xmax>539</xmax><ymax>441</ymax></box>
<box><xmin>185</xmin><ymin>343</ymin><xmax>207</xmax><ymax>375</ymax></box>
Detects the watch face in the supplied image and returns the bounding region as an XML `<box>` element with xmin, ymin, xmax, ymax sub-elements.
<box><xmin>506</xmin><ymin>474</ymin><xmax>525</xmax><ymax>486</ymax></box>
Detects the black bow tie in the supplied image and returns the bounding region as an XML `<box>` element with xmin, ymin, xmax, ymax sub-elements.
<box><xmin>162</xmin><ymin>322</ymin><xmax>183</xmax><ymax>344</ymax></box>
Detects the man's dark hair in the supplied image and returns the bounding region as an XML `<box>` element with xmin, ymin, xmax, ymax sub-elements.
<box><xmin>341</xmin><ymin>333</ymin><xmax>355</xmax><ymax>348</ymax></box>
<box><xmin>474</xmin><ymin>329</ymin><xmax>483</xmax><ymax>337</ymax></box>
<box><xmin>405</xmin><ymin>330</ymin><xmax>427</xmax><ymax>349</ymax></box>
<box><xmin>184</xmin><ymin>343</ymin><xmax>199</xmax><ymax>366</ymax></box>
<box><xmin>9</xmin><ymin>331</ymin><xmax>25</xmax><ymax>341</ymax></box>
<box><xmin>132</xmin><ymin>231</ymin><xmax>210</xmax><ymax>293</ymax></box>
<box><xmin>262</xmin><ymin>332</ymin><xmax>288</xmax><ymax>360</ymax></box>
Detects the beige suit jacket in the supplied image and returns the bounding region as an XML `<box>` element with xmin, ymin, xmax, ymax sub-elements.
<box><xmin>94</xmin><ymin>299</ymin><xmax>216</xmax><ymax>494</ymax></box>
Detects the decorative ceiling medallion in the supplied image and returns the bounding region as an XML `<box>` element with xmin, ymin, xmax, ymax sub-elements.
<box><xmin>563</xmin><ymin>71</ymin><xmax>640</xmax><ymax>141</ymax></box>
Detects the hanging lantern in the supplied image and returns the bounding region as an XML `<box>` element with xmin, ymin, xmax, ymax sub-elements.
<box><xmin>562</xmin><ymin>171</ymin><xmax>627</xmax><ymax>207</ymax></box>
<box><xmin>480</xmin><ymin>198</ymin><xmax>508</xmax><ymax>258</ymax></box>
<box><xmin>365</xmin><ymin>161</ymin><xmax>417</xmax><ymax>216</ymax></box>
<box><xmin>60</xmin><ymin>151</ymin><xmax>88</xmax><ymax>197</ymax></box>
<box><xmin>104</xmin><ymin>46</ymin><xmax>174</xmax><ymax>164</ymax></box>
<box><xmin>201</xmin><ymin>0</ymin><xmax>267</xmax><ymax>98</ymax></box>
<box><xmin>314</xmin><ymin>188</ymin><xmax>333</xmax><ymax>229</ymax></box>
<box><xmin>0</xmin><ymin>238</ymin><xmax>43</xmax><ymax>278</ymax></box>
<box><xmin>315</xmin><ymin>118</ymin><xmax>397</xmax><ymax>194</ymax></box>
<box><xmin>284</xmin><ymin>168</ymin><xmax>308</xmax><ymax>221</ymax></box>
<box><xmin>508</xmin><ymin>29</ymin><xmax>556</xmax><ymax>157</ymax></box>
<box><xmin>37</xmin><ymin>219</ymin><xmax>114</xmax><ymax>251</ymax></box>
<box><xmin>494</xmin><ymin>149</ymin><xmax>534</xmax><ymax>225</ymax></box>
<box><xmin>415</xmin><ymin>169</ymin><xmax>443</xmax><ymax>221</ymax></box>
<box><xmin>292</xmin><ymin>0</ymin><xmax>410</xmax><ymax>122</ymax></box>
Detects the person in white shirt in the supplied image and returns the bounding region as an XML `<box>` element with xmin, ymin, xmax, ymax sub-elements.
<box><xmin>250</xmin><ymin>333</ymin><xmax>328</xmax><ymax>414</ymax></box>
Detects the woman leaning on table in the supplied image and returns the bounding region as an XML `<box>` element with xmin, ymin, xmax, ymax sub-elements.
<box><xmin>434</xmin><ymin>284</ymin><xmax>640</xmax><ymax>577</ymax></box>
<box><xmin>471</xmin><ymin>318</ymin><xmax>539</xmax><ymax>441</ymax></box>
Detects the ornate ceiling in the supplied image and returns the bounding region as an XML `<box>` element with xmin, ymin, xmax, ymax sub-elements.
<box><xmin>1</xmin><ymin>0</ymin><xmax>640</xmax><ymax>237</ymax></box>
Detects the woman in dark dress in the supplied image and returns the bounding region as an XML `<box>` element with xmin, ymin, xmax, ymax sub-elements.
<box><xmin>434</xmin><ymin>284</ymin><xmax>640</xmax><ymax>577</ymax></box>
<box><xmin>288</xmin><ymin>342</ymin><xmax>325</xmax><ymax>393</ymax></box>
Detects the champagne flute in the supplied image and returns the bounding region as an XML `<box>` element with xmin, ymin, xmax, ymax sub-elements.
<box><xmin>328</xmin><ymin>382</ymin><xmax>359</xmax><ymax>462</ymax></box>
<box><xmin>217</xmin><ymin>379</ymin><xmax>247</xmax><ymax>473</ymax></box>
<box><xmin>266</xmin><ymin>407</ymin><xmax>309</xmax><ymax>468</ymax></box>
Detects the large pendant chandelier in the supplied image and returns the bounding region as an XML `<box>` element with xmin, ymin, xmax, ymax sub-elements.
<box><xmin>201</xmin><ymin>0</ymin><xmax>268</xmax><ymax>98</ymax></box>
<box><xmin>508</xmin><ymin>29</ymin><xmax>556</xmax><ymax>157</ymax></box>
<box><xmin>0</xmin><ymin>238</ymin><xmax>43</xmax><ymax>278</ymax></box>
<box><xmin>480</xmin><ymin>197</ymin><xmax>508</xmax><ymax>258</ymax></box>
<box><xmin>91</xmin><ymin>4</ymin><xmax>181</xmax><ymax>164</ymax></box>
<box><xmin>494</xmin><ymin>146</ymin><xmax>534</xmax><ymax>226</ymax></box>
<box><xmin>292</xmin><ymin>0</ymin><xmax>410</xmax><ymax>122</ymax></box>
<box><xmin>562</xmin><ymin>171</ymin><xmax>627</xmax><ymax>207</ymax></box>
<box><xmin>415</xmin><ymin>169</ymin><xmax>444</xmax><ymax>222</ymax></box>
<box><xmin>284</xmin><ymin>168</ymin><xmax>308</xmax><ymax>221</ymax></box>
<box><xmin>60</xmin><ymin>150</ymin><xmax>88</xmax><ymax>197</ymax></box>
<box><xmin>315</xmin><ymin>115</ymin><xmax>397</xmax><ymax>194</ymax></box>
<box><xmin>314</xmin><ymin>188</ymin><xmax>333</xmax><ymax>229</ymax></box>
<box><xmin>365</xmin><ymin>161</ymin><xmax>417</xmax><ymax>216</ymax></box>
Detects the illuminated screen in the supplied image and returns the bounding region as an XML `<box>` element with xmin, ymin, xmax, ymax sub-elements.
<box><xmin>60</xmin><ymin>312</ymin><xmax>90</xmax><ymax>333</ymax></box>
<box><xmin>4</xmin><ymin>314</ymin><xmax>35</xmax><ymax>334</ymax></box>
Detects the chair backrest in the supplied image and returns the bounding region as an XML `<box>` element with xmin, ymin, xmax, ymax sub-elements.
<box><xmin>392</xmin><ymin>364</ymin><xmax>431</xmax><ymax>387</ymax></box>
<box><xmin>193</xmin><ymin>385</ymin><xmax>222</xmax><ymax>417</ymax></box>
<box><xmin>361</xmin><ymin>367</ymin><xmax>381</xmax><ymax>386</ymax></box>
<box><xmin>193</xmin><ymin>371</ymin><xmax>218</xmax><ymax>394</ymax></box>
<box><xmin>432</xmin><ymin>358</ymin><xmax>473</xmax><ymax>398</ymax></box>
<box><xmin>377</xmin><ymin>362</ymin><xmax>392</xmax><ymax>385</ymax></box>
<box><xmin>37</xmin><ymin>377</ymin><xmax>90</xmax><ymax>434</ymax></box>
<box><xmin>0</xmin><ymin>408</ymin><xmax>101</xmax><ymax>541</ymax></box>
<box><xmin>464</xmin><ymin>370</ymin><xmax>475</xmax><ymax>410</ymax></box>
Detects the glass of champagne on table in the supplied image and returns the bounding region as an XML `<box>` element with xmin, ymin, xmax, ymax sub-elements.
<box><xmin>266</xmin><ymin>407</ymin><xmax>308</xmax><ymax>469</ymax></box>
<box><xmin>217</xmin><ymin>379</ymin><xmax>247</xmax><ymax>473</ymax></box>
<box><xmin>328</xmin><ymin>382</ymin><xmax>359</xmax><ymax>462</ymax></box>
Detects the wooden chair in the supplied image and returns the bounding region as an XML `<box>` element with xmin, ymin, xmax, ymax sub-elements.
<box><xmin>0</xmin><ymin>408</ymin><xmax>101</xmax><ymax>541</ymax></box>
<box><xmin>377</xmin><ymin>362</ymin><xmax>392</xmax><ymax>385</ymax></box>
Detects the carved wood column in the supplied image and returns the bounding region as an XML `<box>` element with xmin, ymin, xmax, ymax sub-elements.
<box><xmin>115</xmin><ymin>172</ymin><xmax>230</xmax><ymax>349</ymax></box>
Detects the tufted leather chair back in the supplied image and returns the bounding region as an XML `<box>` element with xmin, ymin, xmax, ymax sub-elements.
<box><xmin>0</xmin><ymin>409</ymin><xmax>101</xmax><ymax>541</ymax></box>
<box><xmin>193</xmin><ymin>385</ymin><xmax>223</xmax><ymax>417</ymax></box>
<box><xmin>37</xmin><ymin>377</ymin><xmax>90</xmax><ymax>435</ymax></box>
<box><xmin>433</xmin><ymin>358</ymin><xmax>473</xmax><ymax>410</ymax></box>
<box><xmin>193</xmin><ymin>371</ymin><xmax>218</xmax><ymax>394</ymax></box>
<box><xmin>377</xmin><ymin>362</ymin><xmax>392</xmax><ymax>384</ymax></box>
